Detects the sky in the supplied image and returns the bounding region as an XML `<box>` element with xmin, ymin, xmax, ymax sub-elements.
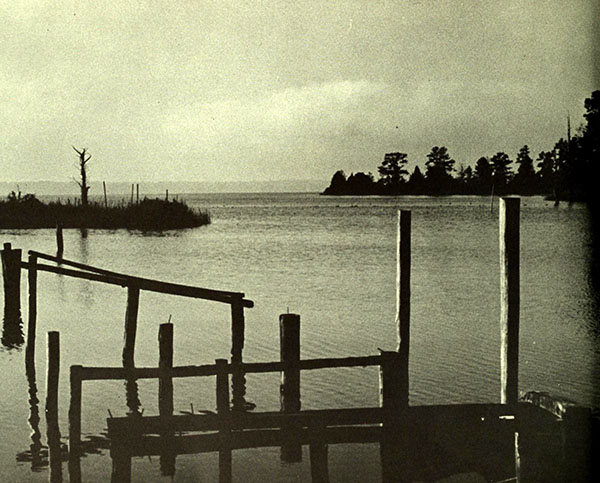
<box><xmin>1</xmin><ymin>0</ymin><xmax>598</xmax><ymax>184</ymax></box>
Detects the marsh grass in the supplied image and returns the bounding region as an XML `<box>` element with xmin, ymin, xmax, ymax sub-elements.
<box><xmin>0</xmin><ymin>194</ymin><xmax>210</xmax><ymax>230</ymax></box>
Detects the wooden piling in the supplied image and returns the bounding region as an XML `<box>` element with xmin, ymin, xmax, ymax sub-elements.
<box><xmin>231</xmin><ymin>299</ymin><xmax>246</xmax><ymax>411</ymax></box>
<box><xmin>500</xmin><ymin>197</ymin><xmax>520</xmax><ymax>405</ymax></box>
<box><xmin>216</xmin><ymin>358</ymin><xmax>232</xmax><ymax>483</ymax></box>
<box><xmin>136</xmin><ymin>184</ymin><xmax>139</xmax><ymax>204</ymax></box>
<box><xmin>379</xmin><ymin>350</ymin><xmax>407</xmax><ymax>483</ymax></box>
<box><xmin>280</xmin><ymin>313</ymin><xmax>301</xmax><ymax>462</ymax></box>
<box><xmin>122</xmin><ymin>286</ymin><xmax>140</xmax><ymax>368</ymax></box>
<box><xmin>68</xmin><ymin>365</ymin><xmax>83</xmax><ymax>483</ymax></box>
<box><xmin>309</xmin><ymin>426</ymin><xmax>329</xmax><ymax>483</ymax></box>
<box><xmin>103</xmin><ymin>181</ymin><xmax>108</xmax><ymax>208</ymax></box>
<box><xmin>130</xmin><ymin>184</ymin><xmax>134</xmax><ymax>205</ymax></box>
<box><xmin>56</xmin><ymin>222</ymin><xmax>64</xmax><ymax>258</ymax></box>
<box><xmin>166</xmin><ymin>189</ymin><xmax>169</xmax><ymax>201</ymax></box>
<box><xmin>396</xmin><ymin>210</ymin><xmax>410</xmax><ymax>406</ymax></box>
<box><xmin>1</xmin><ymin>242</ymin><xmax>22</xmax><ymax>317</ymax></box>
<box><xmin>46</xmin><ymin>331</ymin><xmax>62</xmax><ymax>483</ymax></box>
<box><xmin>158</xmin><ymin>322</ymin><xmax>175</xmax><ymax>476</ymax></box>
<box><xmin>26</xmin><ymin>253</ymin><xmax>37</xmax><ymax>359</ymax></box>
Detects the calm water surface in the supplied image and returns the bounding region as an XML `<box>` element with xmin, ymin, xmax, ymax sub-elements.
<box><xmin>0</xmin><ymin>193</ymin><xmax>598</xmax><ymax>482</ymax></box>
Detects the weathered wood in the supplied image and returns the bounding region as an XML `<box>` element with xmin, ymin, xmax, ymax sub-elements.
<box><xmin>26</xmin><ymin>253</ymin><xmax>37</xmax><ymax>359</ymax></box>
<box><xmin>309</xmin><ymin>425</ymin><xmax>329</xmax><ymax>483</ymax></box>
<box><xmin>500</xmin><ymin>197</ymin><xmax>520</xmax><ymax>405</ymax></box>
<box><xmin>110</xmin><ymin>445</ymin><xmax>131</xmax><ymax>483</ymax></box>
<box><xmin>2</xmin><ymin>242</ymin><xmax>22</xmax><ymax>320</ymax></box>
<box><xmin>68</xmin><ymin>365</ymin><xmax>83</xmax><ymax>483</ymax></box>
<box><xmin>216</xmin><ymin>359</ymin><xmax>232</xmax><ymax>483</ymax></box>
<box><xmin>30</xmin><ymin>258</ymin><xmax>253</xmax><ymax>306</ymax></box>
<box><xmin>396</xmin><ymin>210</ymin><xmax>410</xmax><ymax>406</ymax></box>
<box><xmin>46</xmin><ymin>331</ymin><xmax>62</xmax><ymax>483</ymax></box>
<box><xmin>158</xmin><ymin>323</ymin><xmax>174</xmax><ymax>418</ymax></box>
<box><xmin>379</xmin><ymin>350</ymin><xmax>407</xmax><ymax>483</ymax></box>
<box><xmin>280</xmin><ymin>313</ymin><xmax>301</xmax><ymax>462</ymax></box>
<box><xmin>230</xmin><ymin>300</ymin><xmax>246</xmax><ymax>411</ymax></box>
<box><xmin>56</xmin><ymin>222</ymin><xmax>64</xmax><ymax>258</ymax></box>
<box><xmin>158</xmin><ymin>323</ymin><xmax>175</xmax><ymax>476</ymax></box>
<box><xmin>122</xmin><ymin>286</ymin><xmax>140</xmax><ymax>368</ymax></box>
<box><xmin>103</xmin><ymin>181</ymin><xmax>108</xmax><ymax>208</ymax></box>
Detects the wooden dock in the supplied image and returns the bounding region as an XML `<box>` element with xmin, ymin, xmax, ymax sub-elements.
<box><xmin>1</xmin><ymin>197</ymin><xmax>597</xmax><ymax>482</ymax></box>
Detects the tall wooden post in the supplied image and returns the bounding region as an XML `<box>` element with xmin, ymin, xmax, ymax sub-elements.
<box><xmin>280</xmin><ymin>313</ymin><xmax>301</xmax><ymax>462</ymax></box>
<box><xmin>396</xmin><ymin>210</ymin><xmax>410</xmax><ymax>407</ymax></box>
<box><xmin>216</xmin><ymin>358</ymin><xmax>232</xmax><ymax>483</ymax></box>
<box><xmin>1</xmin><ymin>242</ymin><xmax>22</xmax><ymax>320</ymax></box>
<box><xmin>68</xmin><ymin>365</ymin><xmax>83</xmax><ymax>483</ymax></box>
<box><xmin>158</xmin><ymin>322</ymin><xmax>175</xmax><ymax>476</ymax></box>
<box><xmin>500</xmin><ymin>197</ymin><xmax>521</xmax><ymax>482</ymax></box>
<box><xmin>136</xmin><ymin>184</ymin><xmax>139</xmax><ymax>204</ymax></box>
<box><xmin>309</xmin><ymin>425</ymin><xmax>329</xmax><ymax>483</ymax></box>
<box><xmin>379</xmin><ymin>351</ymin><xmax>407</xmax><ymax>483</ymax></box>
<box><xmin>46</xmin><ymin>331</ymin><xmax>62</xmax><ymax>483</ymax></box>
<box><xmin>231</xmin><ymin>299</ymin><xmax>246</xmax><ymax>411</ymax></box>
<box><xmin>56</xmin><ymin>222</ymin><xmax>64</xmax><ymax>258</ymax></box>
<box><xmin>122</xmin><ymin>286</ymin><xmax>140</xmax><ymax>368</ymax></box>
<box><xmin>26</xmin><ymin>253</ymin><xmax>37</xmax><ymax>360</ymax></box>
<box><xmin>500</xmin><ymin>197</ymin><xmax>520</xmax><ymax>405</ymax></box>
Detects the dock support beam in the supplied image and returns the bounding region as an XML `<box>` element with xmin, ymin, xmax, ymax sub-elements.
<box><xmin>158</xmin><ymin>322</ymin><xmax>175</xmax><ymax>476</ymax></box>
<box><xmin>122</xmin><ymin>286</ymin><xmax>140</xmax><ymax>368</ymax></box>
<box><xmin>216</xmin><ymin>358</ymin><xmax>232</xmax><ymax>483</ymax></box>
<box><xmin>500</xmin><ymin>197</ymin><xmax>520</xmax><ymax>405</ymax></box>
<box><xmin>396</xmin><ymin>210</ymin><xmax>410</xmax><ymax>407</ymax></box>
<box><xmin>280</xmin><ymin>313</ymin><xmax>301</xmax><ymax>462</ymax></box>
<box><xmin>46</xmin><ymin>331</ymin><xmax>62</xmax><ymax>483</ymax></box>
<box><xmin>2</xmin><ymin>242</ymin><xmax>22</xmax><ymax>323</ymax></box>
<box><xmin>68</xmin><ymin>365</ymin><xmax>82</xmax><ymax>483</ymax></box>
<box><xmin>231</xmin><ymin>299</ymin><xmax>246</xmax><ymax>411</ymax></box>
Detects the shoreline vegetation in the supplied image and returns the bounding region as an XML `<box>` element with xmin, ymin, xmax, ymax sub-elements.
<box><xmin>323</xmin><ymin>90</ymin><xmax>598</xmax><ymax>204</ymax></box>
<box><xmin>0</xmin><ymin>193</ymin><xmax>210</xmax><ymax>230</ymax></box>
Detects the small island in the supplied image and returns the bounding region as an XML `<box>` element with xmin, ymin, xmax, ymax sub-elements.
<box><xmin>323</xmin><ymin>90</ymin><xmax>598</xmax><ymax>204</ymax></box>
<box><xmin>0</xmin><ymin>147</ymin><xmax>210</xmax><ymax>230</ymax></box>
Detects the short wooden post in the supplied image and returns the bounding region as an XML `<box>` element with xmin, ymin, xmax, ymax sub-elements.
<box><xmin>26</xmin><ymin>253</ymin><xmax>37</xmax><ymax>359</ymax></box>
<box><xmin>158</xmin><ymin>322</ymin><xmax>175</xmax><ymax>476</ymax></box>
<box><xmin>500</xmin><ymin>197</ymin><xmax>520</xmax><ymax>405</ymax></box>
<box><xmin>280</xmin><ymin>313</ymin><xmax>301</xmax><ymax>462</ymax></box>
<box><xmin>56</xmin><ymin>222</ymin><xmax>64</xmax><ymax>258</ymax></box>
<box><xmin>103</xmin><ymin>181</ymin><xmax>108</xmax><ymax>208</ymax></box>
<box><xmin>1</xmin><ymin>242</ymin><xmax>22</xmax><ymax>319</ymax></box>
<box><xmin>46</xmin><ymin>331</ymin><xmax>62</xmax><ymax>483</ymax></box>
<box><xmin>396</xmin><ymin>210</ymin><xmax>410</xmax><ymax>407</ymax></box>
<box><xmin>68</xmin><ymin>365</ymin><xmax>83</xmax><ymax>483</ymax></box>
<box><xmin>122</xmin><ymin>286</ymin><xmax>140</xmax><ymax>368</ymax></box>
<box><xmin>230</xmin><ymin>299</ymin><xmax>246</xmax><ymax>411</ymax></box>
<box><xmin>309</xmin><ymin>426</ymin><xmax>329</xmax><ymax>483</ymax></box>
<box><xmin>216</xmin><ymin>358</ymin><xmax>232</xmax><ymax>483</ymax></box>
<box><xmin>379</xmin><ymin>351</ymin><xmax>407</xmax><ymax>483</ymax></box>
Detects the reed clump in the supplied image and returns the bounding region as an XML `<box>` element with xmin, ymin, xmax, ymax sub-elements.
<box><xmin>0</xmin><ymin>192</ymin><xmax>210</xmax><ymax>230</ymax></box>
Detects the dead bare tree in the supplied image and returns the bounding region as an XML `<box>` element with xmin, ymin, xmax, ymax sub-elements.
<box><xmin>72</xmin><ymin>147</ymin><xmax>91</xmax><ymax>206</ymax></box>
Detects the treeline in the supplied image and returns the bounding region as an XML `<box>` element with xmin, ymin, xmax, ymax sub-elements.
<box><xmin>323</xmin><ymin>91</ymin><xmax>598</xmax><ymax>201</ymax></box>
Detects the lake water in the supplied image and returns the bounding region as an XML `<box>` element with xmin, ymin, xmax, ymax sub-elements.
<box><xmin>0</xmin><ymin>193</ymin><xmax>598</xmax><ymax>482</ymax></box>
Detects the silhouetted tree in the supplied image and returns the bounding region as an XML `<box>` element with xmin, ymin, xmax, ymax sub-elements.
<box><xmin>346</xmin><ymin>172</ymin><xmax>376</xmax><ymax>195</ymax></box>
<box><xmin>323</xmin><ymin>170</ymin><xmax>348</xmax><ymax>195</ymax></box>
<box><xmin>378</xmin><ymin>152</ymin><xmax>408</xmax><ymax>194</ymax></box>
<box><xmin>407</xmin><ymin>166</ymin><xmax>425</xmax><ymax>194</ymax></box>
<box><xmin>512</xmin><ymin>145</ymin><xmax>537</xmax><ymax>195</ymax></box>
<box><xmin>473</xmin><ymin>157</ymin><xmax>492</xmax><ymax>194</ymax></box>
<box><xmin>537</xmin><ymin>150</ymin><xmax>556</xmax><ymax>196</ymax></box>
<box><xmin>425</xmin><ymin>146</ymin><xmax>455</xmax><ymax>194</ymax></box>
<box><xmin>73</xmin><ymin>147</ymin><xmax>91</xmax><ymax>206</ymax></box>
<box><xmin>490</xmin><ymin>152</ymin><xmax>513</xmax><ymax>194</ymax></box>
<box><xmin>456</xmin><ymin>164</ymin><xmax>473</xmax><ymax>194</ymax></box>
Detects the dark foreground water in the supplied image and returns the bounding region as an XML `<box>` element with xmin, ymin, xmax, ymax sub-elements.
<box><xmin>0</xmin><ymin>193</ymin><xmax>598</xmax><ymax>482</ymax></box>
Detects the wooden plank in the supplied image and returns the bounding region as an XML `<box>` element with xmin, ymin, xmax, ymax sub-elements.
<box><xmin>29</xmin><ymin>250</ymin><xmax>254</xmax><ymax>307</ymax></box>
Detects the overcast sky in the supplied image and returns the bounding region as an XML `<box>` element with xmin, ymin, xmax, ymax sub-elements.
<box><xmin>1</xmin><ymin>0</ymin><xmax>598</xmax><ymax>184</ymax></box>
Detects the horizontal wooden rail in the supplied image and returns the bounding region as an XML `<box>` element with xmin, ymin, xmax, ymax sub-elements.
<box><xmin>21</xmin><ymin>259</ymin><xmax>253</xmax><ymax>307</ymax></box>
<box><xmin>77</xmin><ymin>355</ymin><xmax>382</xmax><ymax>382</ymax></box>
<box><xmin>111</xmin><ymin>426</ymin><xmax>382</xmax><ymax>457</ymax></box>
